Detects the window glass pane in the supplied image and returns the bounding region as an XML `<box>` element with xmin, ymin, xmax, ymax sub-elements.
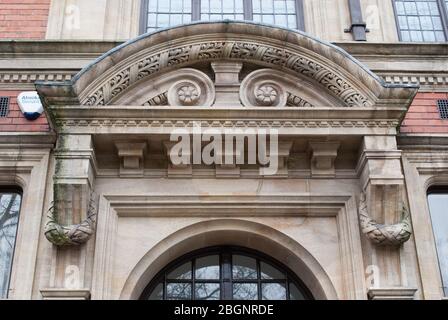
<box><xmin>262</xmin><ymin>283</ymin><xmax>287</xmax><ymax>300</ymax></box>
<box><xmin>167</xmin><ymin>261</ymin><xmax>192</xmax><ymax>279</ymax></box>
<box><xmin>148</xmin><ymin>283</ymin><xmax>163</xmax><ymax>300</ymax></box>
<box><xmin>275</xmin><ymin>14</ymin><xmax>288</xmax><ymax>27</ymax></box>
<box><xmin>404</xmin><ymin>1</ymin><xmax>418</xmax><ymax>14</ymax></box>
<box><xmin>410</xmin><ymin>30</ymin><xmax>423</xmax><ymax>41</ymax></box>
<box><xmin>233</xmin><ymin>283</ymin><xmax>258</xmax><ymax>300</ymax></box>
<box><xmin>394</xmin><ymin>0</ymin><xmax>446</xmax><ymax>42</ymax></box>
<box><xmin>233</xmin><ymin>255</ymin><xmax>257</xmax><ymax>279</ymax></box>
<box><xmin>235</xmin><ymin>0</ymin><xmax>244</xmax><ymax>12</ymax></box>
<box><xmin>436</xmin><ymin>31</ymin><xmax>446</xmax><ymax>41</ymax></box>
<box><xmin>263</xmin><ymin>14</ymin><xmax>275</xmax><ymax>24</ymax></box>
<box><xmin>261</xmin><ymin>0</ymin><xmax>274</xmax><ymax>13</ymax></box>
<box><xmin>210</xmin><ymin>0</ymin><xmax>222</xmax><ymax>13</ymax></box>
<box><xmin>158</xmin><ymin>1</ymin><xmax>170</xmax><ymax>11</ymax></box>
<box><xmin>167</xmin><ymin>283</ymin><xmax>192</xmax><ymax>300</ymax></box>
<box><xmin>253</xmin><ymin>0</ymin><xmax>261</xmax><ymax>13</ymax></box>
<box><xmin>401</xmin><ymin>30</ymin><xmax>411</xmax><ymax>41</ymax></box>
<box><xmin>147</xmin><ymin>13</ymin><xmax>157</xmax><ymax>27</ymax></box>
<box><xmin>398</xmin><ymin>15</ymin><xmax>409</xmax><ymax>29</ymax></box>
<box><xmin>423</xmin><ymin>30</ymin><xmax>436</xmax><ymax>41</ymax></box>
<box><xmin>428</xmin><ymin>192</ymin><xmax>448</xmax><ymax>296</ymax></box>
<box><xmin>196</xmin><ymin>255</ymin><xmax>220</xmax><ymax>279</ymax></box>
<box><xmin>289</xmin><ymin>282</ymin><xmax>306</xmax><ymax>300</ymax></box>
<box><xmin>171</xmin><ymin>0</ymin><xmax>183</xmax><ymax>12</ymax></box>
<box><xmin>158</xmin><ymin>14</ymin><xmax>170</xmax><ymax>27</ymax></box>
<box><xmin>145</xmin><ymin>0</ymin><xmax>192</xmax><ymax>31</ymax></box>
<box><xmin>274</xmin><ymin>0</ymin><xmax>287</xmax><ymax>13</ymax></box>
<box><xmin>195</xmin><ymin>283</ymin><xmax>220</xmax><ymax>300</ymax></box>
<box><xmin>148</xmin><ymin>0</ymin><xmax>158</xmax><ymax>11</ymax></box>
<box><xmin>0</xmin><ymin>192</ymin><xmax>21</xmax><ymax>299</ymax></box>
<box><xmin>171</xmin><ymin>14</ymin><xmax>183</xmax><ymax>25</ymax></box>
<box><xmin>260</xmin><ymin>262</ymin><xmax>285</xmax><ymax>280</ymax></box>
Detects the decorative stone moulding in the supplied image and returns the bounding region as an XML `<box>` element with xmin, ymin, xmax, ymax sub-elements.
<box><xmin>45</xmin><ymin>185</ymin><xmax>97</xmax><ymax>246</ymax></box>
<box><xmin>358</xmin><ymin>192</ymin><xmax>412</xmax><ymax>246</ymax></box>
<box><xmin>240</xmin><ymin>69</ymin><xmax>341</xmax><ymax>108</ymax></box>
<box><xmin>105</xmin><ymin>68</ymin><xmax>215</xmax><ymax>106</ymax></box>
<box><xmin>35</xmin><ymin>22</ymin><xmax>417</xmax><ymax>110</ymax></box>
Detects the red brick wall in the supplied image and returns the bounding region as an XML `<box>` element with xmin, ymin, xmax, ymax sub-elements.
<box><xmin>401</xmin><ymin>92</ymin><xmax>448</xmax><ymax>134</ymax></box>
<box><xmin>0</xmin><ymin>0</ymin><xmax>51</xmax><ymax>40</ymax></box>
<box><xmin>0</xmin><ymin>90</ymin><xmax>50</xmax><ymax>132</ymax></box>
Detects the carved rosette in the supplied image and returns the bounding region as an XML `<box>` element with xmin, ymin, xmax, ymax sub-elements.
<box><xmin>172</xmin><ymin>81</ymin><xmax>201</xmax><ymax>106</ymax></box>
<box><xmin>240</xmin><ymin>71</ymin><xmax>287</xmax><ymax>107</ymax></box>
<box><xmin>166</xmin><ymin>71</ymin><xmax>215</xmax><ymax>107</ymax></box>
<box><xmin>254</xmin><ymin>84</ymin><xmax>280</xmax><ymax>106</ymax></box>
<box><xmin>358</xmin><ymin>192</ymin><xmax>412</xmax><ymax>246</ymax></box>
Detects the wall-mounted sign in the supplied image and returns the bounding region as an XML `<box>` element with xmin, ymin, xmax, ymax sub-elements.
<box><xmin>17</xmin><ymin>91</ymin><xmax>44</xmax><ymax>120</ymax></box>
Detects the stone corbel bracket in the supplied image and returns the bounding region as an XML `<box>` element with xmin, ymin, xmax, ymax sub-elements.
<box><xmin>45</xmin><ymin>189</ymin><xmax>97</xmax><ymax>246</ymax></box>
<box><xmin>358</xmin><ymin>192</ymin><xmax>412</xmax><ymax>246</ymax></box>
<box><xmin>45</xmin><ymin>135</ymin><xmax>97</xmax><ymax>246</ymax></box>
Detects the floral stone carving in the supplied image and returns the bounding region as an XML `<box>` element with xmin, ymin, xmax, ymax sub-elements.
<box><xmin>358</xmin><ymin>192</ymin><xmax>412</xmax><ymax>246</ymax></box>
<box><xmin>255</xmin><ymin>85</ymin><xmax>279</xmax><ymax>106</ymax></box>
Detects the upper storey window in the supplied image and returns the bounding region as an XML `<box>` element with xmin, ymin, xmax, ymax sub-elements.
<box><xmin>393</xmin><ymin>0</ymin><xmax>448</xmax><ymax>42</ymax></box>
<box><xmin>141</xmin><ymin>0</ymin><xmax>305</xmax><ymax>33</ymax></box>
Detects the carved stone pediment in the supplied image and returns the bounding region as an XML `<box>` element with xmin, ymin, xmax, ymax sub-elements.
<box><xmin>36</xmin><ymin>22</ymin><xmax>417</xmax><ymax>112</ymax></box>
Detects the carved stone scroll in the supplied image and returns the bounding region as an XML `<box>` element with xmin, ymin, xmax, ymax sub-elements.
<box><xmin>358</xmin><ymin>192</ymin><xmax>412</xmax><ymax>246</ymax></box>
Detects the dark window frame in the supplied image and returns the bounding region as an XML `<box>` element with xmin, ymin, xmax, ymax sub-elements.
<box><xmin>392</xmin><ymin>0</ymin><xmax>448</xmax><ymax>42</ymax></box>
<box><xmin>140</xmin><ymin>246</ymin><xmax>314</xmax><ymax>300</ymax></box>
<box><xmin>139</xmin><ymin>0</ymin><xmax>305</xmax><ymax>34</ymax></box>
<box><xmin>0</xmin><ymin>187</ymin><xmax>23</xmax><ymax>299</ymax></box>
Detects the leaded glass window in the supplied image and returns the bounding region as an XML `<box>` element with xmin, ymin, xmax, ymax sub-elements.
<box><xmin>141</xmin><ymin>247</ymin><xmax>312</xmax><ymax>300</ymax></box>
<box><xmin>393</xmin><ymin>0</ymin><xmax>448</xmax><ymax>42</ymax></box>
<box><xmin>0</xmin><ymin>190</ymin><xmax>22</xmax><ymax>299</ymax></box>
<box><xmin>141</xmin><ymin>0</ymin><xmax>304</xmax><ymax>33</ymax></box>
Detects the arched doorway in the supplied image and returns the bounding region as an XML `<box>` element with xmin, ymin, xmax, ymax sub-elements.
<box><xmin>140</xmin><ymin>246</ymin><xmax>313</xmax><ymax>300</ymax></box>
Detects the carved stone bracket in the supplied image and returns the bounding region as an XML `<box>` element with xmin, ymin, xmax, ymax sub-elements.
<box><xmin>115</xmin><ymin>142</ymin><xmax>147</xmax><ymax>177</ymax></box>
<box><xmin>45</xmin><ymin>186</ymin><xmax>97</xmax><ymax>246</ymax></box>
<box><xmin>309</xmin><ymin>141</ymin><xmax>340</xmax><ymax>178</ymax></box>
<box><xmin>164</xmin><ymin>140</ymin><xmax>193</xmax><ymax>177</ymax></box>
<box><xmin>45</xmin><ymin>135</ymin><xmax>97</xmax><ymax>246</ymax></box>
<box><xmin>358</xmin><ymin>192</ymin><xmax>412</xmax><ymax>246</ymax></box>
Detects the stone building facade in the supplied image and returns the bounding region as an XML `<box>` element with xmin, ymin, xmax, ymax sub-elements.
<box><xmin>0</xmin><ymin>0</ymin><xmax>447</xmax><ymax>300</ymax></box>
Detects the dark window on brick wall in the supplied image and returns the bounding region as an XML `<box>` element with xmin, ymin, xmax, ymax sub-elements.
<box><xmin>438</xmin><ymin>99</ymin><xmax>448</xmax><ymax>119</ymax></box>
<box><xmin>0</xmin><ymin>97</ymin><xmax>10</xmax><ymax>117</ymax></box>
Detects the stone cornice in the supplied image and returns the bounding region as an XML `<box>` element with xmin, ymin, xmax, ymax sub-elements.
<box><xmin>48</xmin><ymin>105</ymin><xmax>403</xmax><ymax>135</ymax></box>
<box><xmin>0</xmin><ymin>40</ymin><xmax>445</xmax><ymax>58</ymax></box>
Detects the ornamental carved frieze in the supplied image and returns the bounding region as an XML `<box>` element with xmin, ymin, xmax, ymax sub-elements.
<box><xmin>358</xmin><ymin>192</ymin><xmax>412</xmax><ymax>246</ymax></box>
<box><xmin>81</xmin><ymin>41</ymin><xmax>371</xmax><ymax>108</ymax></box>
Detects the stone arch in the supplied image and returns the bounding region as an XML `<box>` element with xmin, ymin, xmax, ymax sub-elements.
<box><xmin>37</xmin><ymin>21</ymin><xmax>417</xmax><ymax>109</ymax></box>
<box><xmin>119</xmin><ymin>219</ymin><xmax>338</xmax><ymax>300</ymax></box>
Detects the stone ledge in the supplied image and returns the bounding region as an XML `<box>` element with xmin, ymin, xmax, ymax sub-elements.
<box><xmin>40</xmin><ymin>289</ymin><xmax>91</xmax><ymax>300</ymax></box>
<box><xmin>368</xmin><ymin>287</ymin><xmax>418</xmax><ymax>300</ymax></box>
